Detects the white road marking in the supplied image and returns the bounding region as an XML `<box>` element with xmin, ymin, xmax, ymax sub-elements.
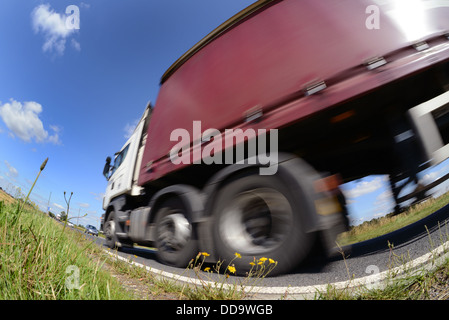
<box><xmin>104</xmin><ymin>238</ymin><xmax>449</xmax><ymax>299</ymax></box>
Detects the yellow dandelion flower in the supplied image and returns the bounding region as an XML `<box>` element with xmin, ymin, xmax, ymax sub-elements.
<box><xmin>227</xmin><ymin>266</ymin><xmax>236</xmax><ymax>274</ymax></box>
<box><xmin>234</xmin><ymin>252</ymin><xmax>242</xmax><ymax>259</ymax></box>
<box><xmin>269</xmin><ymin>258</ymin><xmax>275</xmax><ymax>264</ymax></box>
<box><xmin>259</xmin><ymin>257</ymin><xmax>267</xmax><ymax>262</ymax></box>
<box><xmin>201</xmin><ymin>252</ymin><xmax>210</xmax><ymax>257</ymax></box>
<box><xmin>249</xmin><ymin>262</ymin><xmax>255</xmax><ymax>266</ymax></box>
<box><xmin>204</xmin><ymin>267</ymin><xmax>211</xmax><ymax>272</ymax></box>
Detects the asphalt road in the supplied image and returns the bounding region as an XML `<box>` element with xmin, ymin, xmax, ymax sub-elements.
<box><xmin>89</xmin><ymin>203</ymin><xmax>449</xmax><ymax>298</ymax></box>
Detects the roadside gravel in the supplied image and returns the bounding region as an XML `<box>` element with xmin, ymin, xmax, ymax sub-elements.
<box><xmin>100</xmin><ymin>260</ymin><xmax>181</xmax><ymax>300</ymax></box>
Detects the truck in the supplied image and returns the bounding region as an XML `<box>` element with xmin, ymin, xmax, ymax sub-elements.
<box><xmin>101</xmin><ymin>0</ymin><xmax>449</xmax><ymax>276</ymax></box>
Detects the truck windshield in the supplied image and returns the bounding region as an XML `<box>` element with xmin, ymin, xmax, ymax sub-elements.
<box><xmin>110</xmin><ymin>144</ymin><xmax>130</xmax><ymax>176</ymax></box>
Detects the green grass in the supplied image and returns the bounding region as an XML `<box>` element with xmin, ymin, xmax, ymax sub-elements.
<box><xmin>0</xmin><ymin>200</ymin><xmax>134</xmax><ymax>300</ymax></box>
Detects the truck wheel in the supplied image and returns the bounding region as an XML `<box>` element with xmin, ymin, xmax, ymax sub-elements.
<box><xmin>104</xmin><ymin>212</ymin><xmax>118</xmax><ymax>249</ymax></box>
<box><xmin>154</xmin><ymin>197</ymin><xmax>198</xmax><ymax>268</ymax></box>
<box><xmin>211</xmin><ymin>171</ymin><xmax>314</xmax><ymax>276</ymax></box>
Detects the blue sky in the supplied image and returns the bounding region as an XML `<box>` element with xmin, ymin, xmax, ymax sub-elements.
<box><xmin>0</xmin><ymin>1</ymin><xmax>448</xmax><ymax>228</ymax></box>
<box><xmin>0</xmin><ymin>0</ymin><xmax>257</xmax><ymax>227</ymax></box>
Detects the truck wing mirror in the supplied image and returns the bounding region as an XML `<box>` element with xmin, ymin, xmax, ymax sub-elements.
<box><xmin>103</xmin><ymin>156</ymin><xmax>112</xmax><ymax>180</ymax></box>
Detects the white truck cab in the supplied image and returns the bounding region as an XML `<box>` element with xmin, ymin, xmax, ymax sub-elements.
<box><xmin>102</xmin><ymin>104</ymin><xmax>151</xmax><ymax>210</ymax></box>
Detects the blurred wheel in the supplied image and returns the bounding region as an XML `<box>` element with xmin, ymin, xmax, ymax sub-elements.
<box><xmin>154</xmin><ymin>197</ymin><xmax>198</xmax><ymax>268</ymax></box>
<box><xmin>104</xmin><ymin>212</ymin><xmax>118</xmax><ymax>249</ymax></box>
<box><xmin>211</xmin><ymin>171</ymin><xmax>314</xmax><ymax>276</ymax></box>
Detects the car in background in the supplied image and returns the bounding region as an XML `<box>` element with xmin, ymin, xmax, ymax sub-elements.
<box><xmin>85</xmin><ymin>224</ymin><xmax>99</xmax><ymax>237</ymax></box>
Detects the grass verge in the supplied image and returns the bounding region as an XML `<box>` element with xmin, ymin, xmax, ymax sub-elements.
<box><xmin>0</xmin><ymin>200</ymin><xmax>134</xmax><ymax>299</ymax></box>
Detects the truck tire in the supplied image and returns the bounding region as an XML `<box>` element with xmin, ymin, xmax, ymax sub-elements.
<box><xmin>211</xmin><ymin>170</ymin><xmax>314</xmax><ymax>276</ymax></box>
<box><xmin>154</xmin><ymin>197</ymin><xmax>198</xmax><ymax>268</ymax></box>
<box><xmin>104</xmin><ymin>212</ymin><xmax>119</xmax><ymax>250</ymax></box>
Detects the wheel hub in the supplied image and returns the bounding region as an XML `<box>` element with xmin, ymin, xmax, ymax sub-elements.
<box><xmin>158</xmin><ymin>213</ymin><xmax>192</xmax><ymax>252</ymax></box>
<box><xmin>104</xmin><ymin>219</ymin><xmax>115</xmax><ymax>240</ymax></box>
<box><xmin>218</xmin><ymin>188</ymin><xmax>293</xmax><ymax>255</ymax></box>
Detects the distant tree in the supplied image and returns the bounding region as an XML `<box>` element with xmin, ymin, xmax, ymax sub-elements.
<box><xmin>60</xmin><ymin>211</ymin><xmax>68</xmax><ymax>222</ymax></box>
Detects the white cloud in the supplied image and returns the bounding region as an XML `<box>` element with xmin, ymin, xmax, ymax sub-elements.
<box><xmin>417</xmin><ymin>162</ymin><xmax>449</xmax><ymax>196</ymax></box>
<box><xmin>90</xmin><ymin>191</ymin><xmax>104</xmax><ymax>202</ymax></box>
<box><xmin>71</xmin><ymin>38</ymin><xmax>81</xmax><ymax>51</ymax></box>
<box><xmin>343</xmin><ymin>176</ymin><xmax>386</xmax><ymax>199</ymax></box>
<box><xmin>375</xmin><ymin>189</ymin><xmax>393</xmax><ymax>203</ymax></box>
<box><xmin>419</xmin><ymin>171</ymin><xmax>442</xmax><ymax>186</ymax></box>
<box><xmin>48</xmin><ymin>125</ymin><xmax>62</xmax><ymax>145</ymax></box>
<box><xmin>373</xmin><ymin>212</ymin><xmax>386</xmax><ymax>218</ymax></box>
<box><xmin>350</xmin><ymin>216</ymin><xmax>367</xmax><ymax>225</ymax></box>
<box><xmin>53</xmin><ymin>202</ymin><xmax>65</xmax><ymax>211</ymax></box>
<box><xmin>78</xmin><ymin>202</ymin><xmax>90</xmax><ymax>208</ymax></box>
<box><xmin>31</xmin><ymin>4</ymin><xmax>79</xmax><ymax>56</ymax></box>
<box><xmin>0</xmin><ymin>99</ymin><xmax>61</xmax><ymax>144</ymax></box>
<box><xmin>80</xmin><ymin>2</ymin><xmax>91</xmax><ymax>9</ymax></box>
<box><xmin>124</xmin><ymin>119</ymin><xmax>139</xmax><ymax>139</ymax></box>
<box><xmin>373</xmin><ymin>190</ymin><xmax>395</xmax><ymax>216</ymax></box>
<box><xmin>4</xmin><ymin>161</ymin><xmax>18</xmax><ymax>179</ymax></box>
